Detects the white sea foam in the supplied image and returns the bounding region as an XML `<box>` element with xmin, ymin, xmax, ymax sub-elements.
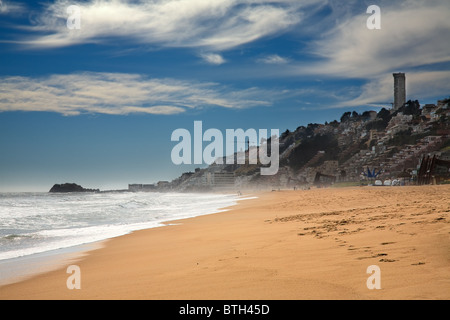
<box><xmin>0</xmin><ymin>192</ymin><xmax>238</xmax><ymax>261</ymax></box>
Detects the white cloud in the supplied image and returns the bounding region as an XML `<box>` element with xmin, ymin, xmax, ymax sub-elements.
<box><xmin>17</xmin><ymin>0</ymin><xmax>314</xmax><ymax>51</ymax></box>
<box><xmin>0</xmin><ymin>72</ymin><xmax>272</xmax><ymax>116</ymax></box>
<box><xmin>257</xmin><ymin>54</ymin><xmax>289</xmax><ymax>64</ymax></box>
<box><xmin>199</xmin><ymin>53</ymin><xmax>226</xmax><ymax>65</ymax></box>
<box><xmin>300</xmin><ymin>0</ymin><xmax>450</xmax><ymax>78</ymax></box>
<box><xmin>282</xmin><ymin>0</ymin><xmax>450</xmax><ymax>108</ymax></box>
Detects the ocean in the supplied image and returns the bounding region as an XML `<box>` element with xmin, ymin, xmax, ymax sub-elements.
<box><xmin>0</xmin><ymin>191</ymin><xmax>241</xmax><ymax>284</ymax></box>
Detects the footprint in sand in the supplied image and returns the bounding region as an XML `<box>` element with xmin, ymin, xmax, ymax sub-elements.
<box><xmin>379</xmin><ymin>258</ymin><xmax>397</xmax><ymax>262</ymax></box>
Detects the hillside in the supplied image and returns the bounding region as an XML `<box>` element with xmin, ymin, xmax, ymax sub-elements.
<box><xmin>162</xmin><ymin>98</ymin><xmax>450</xmax><ymax>191</ymax></box>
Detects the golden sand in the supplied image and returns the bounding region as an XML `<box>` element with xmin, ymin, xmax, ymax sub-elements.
<box><xmin>0</xmin><ymin>185</ymin><xmax>449</xmax><ymax>299</ymax></box>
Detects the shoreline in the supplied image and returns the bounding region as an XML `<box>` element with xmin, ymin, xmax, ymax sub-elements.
<box><xmin>0</xmin><ymin>191</ymin><xmax>245</xmax><ymax>287</ymax></box>
<box><xmin>0</xmin><ymin>242</ymin><xmax>103</xmax><ymax>287</ymax></box>
<box><xmin>0</xmin><ymin>186</ymin><xmax>449</xmax><ymax>299</ymax></box>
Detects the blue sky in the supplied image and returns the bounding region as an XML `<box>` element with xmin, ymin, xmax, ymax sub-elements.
<box><xmin>1</xmin><ymin>0</ymin><xmax>449</xmax><ymax>191</ymax></box>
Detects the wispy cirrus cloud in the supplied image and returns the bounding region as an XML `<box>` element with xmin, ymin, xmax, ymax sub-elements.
<box><xmin>5</xmin><ymin>0</ymin><xmax>449</xmax><ymax>111</ymax></box>
<box><xmin>290</xmin><ymin>0</ymin><xmax>450</xmax><ymax>108</ymax></box>
<box><xmin>300</xmin><ymin>0</ymin><xmax>450</xmax><ymax>78</ymax></box>
<box><xmin>0</xmin><ymin>72</ymin><xmax>274</xmax><ymax>116</ymax></box>
<box><xmin>15</xmin><ymin>0</ymin><xmax>322</xmax><ymax>51</ymax></box>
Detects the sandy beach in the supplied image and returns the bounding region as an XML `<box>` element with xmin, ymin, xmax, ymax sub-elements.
<box><xmin>0</xmin><ymin>185</ymin><xmax>449</xmax><ymax>300</ymax></box>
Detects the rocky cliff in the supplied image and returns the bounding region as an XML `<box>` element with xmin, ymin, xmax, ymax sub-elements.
<box><xmin>49</xmin><ymin>183</ymin><xmax>99</xmax><ymax>193</ymax></box>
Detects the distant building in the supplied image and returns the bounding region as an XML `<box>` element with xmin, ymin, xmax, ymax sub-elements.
<box><xmin>157</xmin><ymin>181</ymin><xmax>170</xmax><ymax>188</ymax></box>
<box><xmin>128</xmin><ymin>184</ymin><xmax>142</xmax><ymax>192</ymax></box>
<box><xmin>393</xmin><ymin>73</ymin><xmax>406</xmax><ymax>110</ymax></box>
<box><xmin>128</xmin><ymin>184</ymin><xmax>156</xmax><ymax>192</ymax></box>
<box><xmin>422</xmin><ymin>104</ymin><xmax>437</xmax><ymax>114</ymax></box>
<box><xmin>422</xmin><ymin>104</ymin><xmax>439</xmax><ymax>121</ymax></box>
